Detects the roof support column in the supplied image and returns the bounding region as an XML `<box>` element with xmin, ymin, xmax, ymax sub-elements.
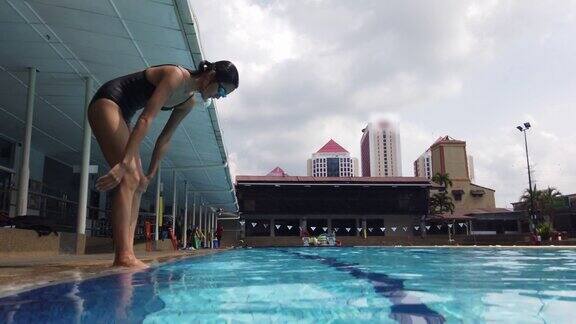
<box><xmin>203</xmin><ymin>205</ymin><xmax>208</xmax><ymax>248</ymax></box>
<box><xmin>183</xmin><ymin>180</ymin><xmax>188</xmax><ymax>248</ymax></box>
<box><xmin>155</xmin><ymin>164</ymin><xmax>162</xmax><ymax>241</ymax></box>
<box><xmin>210</xmin><ymin>211</ymin><xmax>214</xmax><ymax>249</ymax></box>
<box><xmin>172</xmin><ymin>170</ymin><xmax>177</xmax><ymax>231</ymax></box>
<box><xmin>16</xmin><ymin>67</ymin><xmax>37</xmax><ymax>216</ymax></box>
<box><xmin>214</xmin><ymin>211</ymin><xmax>219</xmax><ymax>246</ymax></box>
<box><xmin>191</xmin><ymin>193</ymin><xmax>196</xmax><ymax>229</ymax></box>
<box><xmin>75</xmin><ymin>77</ymin><xmax>93</xmax><ymax>254</ymax></box>
<box><xmin>198</xmin><ymin>201</ymin><xmax>203</xmax><ymax>246</ymax></box>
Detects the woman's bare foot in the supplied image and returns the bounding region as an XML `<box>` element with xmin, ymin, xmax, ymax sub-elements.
<box><xmin>113</xmin><ymin>253</ymin><xmax>149</xmax><ymax>268</ymax></box>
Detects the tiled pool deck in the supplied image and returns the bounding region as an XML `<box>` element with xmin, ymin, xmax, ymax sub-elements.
<box><xmin>0</xmin><ymin>249</ymin><xmax>225</xmax><ymax>298</ymax></box>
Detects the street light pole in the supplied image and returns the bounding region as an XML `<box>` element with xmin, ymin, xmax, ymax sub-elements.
<box><xmin>517</xmin><ymin>122</ymin><xmax>536</xmax><ymax>230</ymax></box>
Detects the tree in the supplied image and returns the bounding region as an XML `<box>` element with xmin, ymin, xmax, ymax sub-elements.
<box><xmin>539</xmin><ymin>187</ymin><xmax>562</xmax><ymax>227</ymax></box>
<box><xmin>520</xmin><ymin>186</ymin><xmax>562</xmax><ymax>227</ymax></box>
<box><xmin>429</xmin><ymin>191</ymin><xmax>455</xmax><ymax>215</ymax></box>
<box><xmin>520</xmin><ymin>184</ymin><xmax>541</xmax><ymax>218</ymax></box>
<box><xmin>432</xmin><ymin>172</ymin><xmax>453</xmax><ymax>191</ymax></box>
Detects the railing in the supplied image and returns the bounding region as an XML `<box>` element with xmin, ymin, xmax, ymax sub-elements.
<box><xmin>1</xmin><ymin>184</ymin><xmax>156</xmax><ymax>239</ymax></box>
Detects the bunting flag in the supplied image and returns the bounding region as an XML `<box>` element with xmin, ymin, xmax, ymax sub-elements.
<box><xmin>239</xmin><ymin>220</ymin><xmax>245</xmax><ymax>226</ymax></box>
<box><xmin>458</xmin><ymin>223</ymin><xmax>464</xmax><ymax>227</ymax></box>
<box><xmin>251</xmin><ymin>222</ymin><xmax>257</xmax><ymax>228</ymax></box>
<box><xmin>263</xmin><ymin>224</ymin><xmax>269</xmax><ymax>228</ymax></box>
<box><xmin>380</xmin><ymin>227</ymin><xmax>386</xmax><ymax>232</ymax></box>
<box><xmin>311</xmin><ymin>226</ymin><xmax>316</xmax><ymax>232</ymax></box>
<box><xmin>368</xmin><ymin>228</ymin><xmax>373</xmax><ymax>232</ymax></box>
<box><xmin>287</xmin><ymin>225</ymin><xmax>293</xmax><ymax>230</ymax></box>
<box><xmin>414</xmin><ymin>226</ymin><xmax>420</xmax><ymax>231</ymax></box>
<box><xmin>322</xmin><ymin>227</ymin><xmax>328</xmax><ymax>232</ymax></box>
<box><xmin>345</xmin><ymin>228</ymin><xmax>351</xmax><ymax>232</ymax></box>
<box><xmin>425</xmin><ymin>225</ymin><xmax>431</xmax><ymax>230</ymax></box>
<box><xmin>334</xmin><ymin>227</ymin><xmax>340</xmax><ymax>232</ymax></box>
<box><xmin>436</xmin><ymin>225</ymin><xmax>442</xmax><ymax>230</ymax></box>
<box><xmin>391</xmin><ymin>227</ymin><xmax>397</xmax><ymax>232</ymax></box>
<box><xmin>448</xmin><ymin>224</ymin><xmax>453</xmax><ymax>229</ymax></box>
<box><xmin>357</xmin><ymin>227</ymin><xmax>363</xmax><ymax>232</ymax></box>
<box><xmin>275</xmin><ymin>225</ymin><xmax>281</xmax><ymax>229</ymax></box>
<box><xmin>402</xmin><ymin>226</ymin><xmax>408</xmax><ymax>232</ymax></box>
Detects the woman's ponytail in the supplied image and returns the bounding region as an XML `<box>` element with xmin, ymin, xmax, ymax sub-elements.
<box><xmin>189</xmin><ymin>60</ymin><xmax>239</xmax><ymax>88</ymax></box>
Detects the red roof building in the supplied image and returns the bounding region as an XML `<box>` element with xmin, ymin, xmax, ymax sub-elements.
<box><xmin>266</xmin><ymin>167</ymin><xmax>288</xmax><ymax>177</ymax></box>
<box><xmin>308</xmin><ymin>139</ymin><xmax>358</xmax><ymax>177</ymax></box>
<box><xmin>316</xmin><ymin>139</ymin><xmax>348</xmax><ymax>153</ymax></box>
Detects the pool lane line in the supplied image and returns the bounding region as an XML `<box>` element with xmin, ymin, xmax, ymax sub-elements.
<box><xmin>282</xmin><ymin>250</ymin><xmax>445</xmax><ymax>324</ymax></box>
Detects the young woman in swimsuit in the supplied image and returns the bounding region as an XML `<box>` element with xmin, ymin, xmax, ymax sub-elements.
<box><xmin>88</xmin><ymin>60</ymin><xmax>238</xmax><ymax>267</ymax></box>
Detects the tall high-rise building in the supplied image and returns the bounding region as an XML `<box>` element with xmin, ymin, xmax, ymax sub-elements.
<box><xmin>414</xmin><ymin>150</ymin><xmax>432</xmax><ymax>179</ymax></box>
<box><xmin>307</xmin><ymin>139</ymin><xmax>359</xmax><ymax>177</ymax></box>
<box><xmin>360</xmin><ymin>120</ymin><xmax>402</xmax><ymax>177</ymax></box>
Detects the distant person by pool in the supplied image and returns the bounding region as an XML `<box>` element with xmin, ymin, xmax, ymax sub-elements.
<box><xmin>88</xmin><ymin>61</ymin><xmax>239</xmax><ymax>267</ymax></box>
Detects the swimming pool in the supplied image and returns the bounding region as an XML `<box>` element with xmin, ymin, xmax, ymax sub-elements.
<box><xmin>1</xmin><ymin>247</ymin><xmax>575</xmax><ymax>323</ymax></box>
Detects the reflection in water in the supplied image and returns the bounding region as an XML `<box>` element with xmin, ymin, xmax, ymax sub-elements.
<box><xmin>0</xmin><ymin>269</ymin><xmax>164</xmax><ymax>324</ymax></box>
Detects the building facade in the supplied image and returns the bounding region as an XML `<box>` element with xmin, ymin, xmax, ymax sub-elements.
<box><xmin>467</xmin><ymin>155</ymin><xmax>475</xmax><ymax>182</ymax></box>
<box><xmin>427</xmin><ymin>136</ymin><xmax>495</xmax><ymax>213</ymax></box>
<box><xmin>360</xmin><ymin>120</ymin><xmax>402</xmax><ymax>177</ymax></box>
<box><xmin>307</xmin><ymin>139</ymin><xmax>359</xmax><ymax>177</ymax></box>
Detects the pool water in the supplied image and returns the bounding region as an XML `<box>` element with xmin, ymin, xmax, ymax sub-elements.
<box><xmin>1</xmin><ymin>248</ymin><xmax>576</xmax><ymax>323</ymax></box>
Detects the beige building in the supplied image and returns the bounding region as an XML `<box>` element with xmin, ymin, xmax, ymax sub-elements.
<box><xmin>427</xmin><ymin>136</ymin><xmax>495</xmax><ymax>213</ymax></box>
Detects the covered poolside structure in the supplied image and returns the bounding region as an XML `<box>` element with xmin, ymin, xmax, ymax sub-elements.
<box><xmin>0</xmin><ymin>0</ymin><xmax>236</xmax><ymax>255</ymax></box>
<box><xmin>232</xmin><ymin>175</ymin><xmax>436</xmax><ymax>246</ymax></box>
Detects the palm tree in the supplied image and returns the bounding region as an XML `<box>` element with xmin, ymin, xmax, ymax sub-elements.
<box><xmin>539</xmin><ymin>187</ymin><xmax>562</xmax><ymax>227</ymax></box>
<box><xmin>432</xmin><ymin>173</ymin><xmax>453</xmax><ymax>191</ymax></box>
<box><xmin>429</xmin><ymin>192</ymin><xmax>455</xmax><ymax>215</ymax></box>
<box><xmin>520</xmin><ymin>186</ymin><xmax>562</xmax><ymax>227</ymax></box>
<box><xmin>520</xmin><ymin>184</ymin><xmax>541</xmax><ymax>217</ymax></box>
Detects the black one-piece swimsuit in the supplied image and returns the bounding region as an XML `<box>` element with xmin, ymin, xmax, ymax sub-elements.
<box><xmin>89</xmin><ymin>64</ymin><xmax>192</xmax><ymax>125</ymax></box>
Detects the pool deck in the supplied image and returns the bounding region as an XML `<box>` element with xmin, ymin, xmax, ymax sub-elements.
<box><xmin>0</xmin><ymin>249</ymin><xmax>226</xmax><ymax>298</ymax></box>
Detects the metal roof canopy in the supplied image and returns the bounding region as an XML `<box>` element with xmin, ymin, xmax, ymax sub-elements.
<box><xmin>0</xmin><ymin>0</ymin><xmax>237</xmax><ymax>211</ymax></box>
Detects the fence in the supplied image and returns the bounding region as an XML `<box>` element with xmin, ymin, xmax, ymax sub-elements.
<box><xmin>0</xmin><ymin>183</ymin><xmax>155</xmax><ymax>239</ymax></box>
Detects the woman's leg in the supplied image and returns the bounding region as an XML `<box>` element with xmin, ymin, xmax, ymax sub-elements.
<box><xmin>88</xmin><ymin>99</ymin><xmax>143</xmax><ymax>267</ymax></box>
<box><xmin>128</xmin><ymin>158</ymin><xmax>144</xmax><ymax>250</ymax></box>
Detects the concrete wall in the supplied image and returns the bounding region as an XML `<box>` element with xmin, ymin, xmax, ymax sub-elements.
<box><xmin>0</xmin><ymin>228</ymin><xmax>59</xmax><ymax>257</ymax></box>
<box><xmin>0</xmin><ymin>228</ymin><xmax>176</xmax><ymax>256</ymax></box>
<box><xmin>442</xmin><ymin>144</ymin><xmax>469</xmax><ymax>180</ymax></box>
<box><xmin>85</xmin><ymin>237</ymin><xmax>174</xmax><ymax>254</ymax></box>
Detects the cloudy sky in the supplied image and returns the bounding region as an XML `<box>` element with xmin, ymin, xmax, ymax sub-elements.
<box><xmin>193</xmin><ymin>0</ymin><xmax>576</xmax><ymax>208</ymax></box>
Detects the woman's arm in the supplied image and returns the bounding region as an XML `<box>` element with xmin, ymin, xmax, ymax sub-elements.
<box><xmin>146</xmin><ymin>99</ymin><xmax>195</xmax><ymax>178</ymax></box>
<box><xmin>123</xmin><ymin>69</ymin><xmax>184</xmax><ymax>169</ymax></box>
<box><xmin>96</xmin><ymin>66</ymin><xmax>183</xmax><ymax>192</ymax></box>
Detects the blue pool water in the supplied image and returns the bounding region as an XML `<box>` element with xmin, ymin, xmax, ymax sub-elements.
<box><xmin>1</xmin><ymin>248</ymin><xmax>576</xmax><ymax>323</ymax></box>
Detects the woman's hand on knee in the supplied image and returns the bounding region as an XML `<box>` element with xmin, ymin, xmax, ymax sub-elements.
<box><xmin>96</xmin><ymin>162</ymin><xmax>128</xmax><ymax>191</ymax></box>
<box><xmin>137</xmin><ymin>174</ymin><xmax>150</xmax><ymax>193</ymax></box>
